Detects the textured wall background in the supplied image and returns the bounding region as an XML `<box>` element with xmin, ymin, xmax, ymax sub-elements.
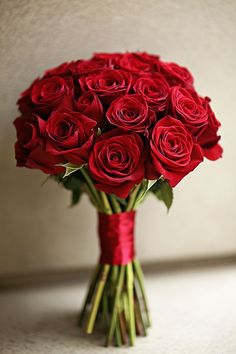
<box><xmin>0</xmin><ymin>0</ymin><xmax>235</xmax><ymax>276</ymax></box>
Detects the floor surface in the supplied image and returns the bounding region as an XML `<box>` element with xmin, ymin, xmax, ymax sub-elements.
<box><xmin>0</xmin><ymin>265</ymin><xmax>236</xmax><ymax>354</ymax></box>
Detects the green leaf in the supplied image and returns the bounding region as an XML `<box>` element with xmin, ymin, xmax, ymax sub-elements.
<box><xmin>146</xmin><ymin>179</ymin><xmax>157</xmax><ymax>191</ymax></box>
<box><xmin>151</xmin><ymin>179</ymin><xmax>173</xmax><ymax>211</ymax></box>
<box><xmin>63</xmin><ymin>175</ymin><xmax>82</xmax><ymax>190</ymax></box>
<box><xmin>57</xmin><ymin>162</ymin><xmax>85</xmax><ymax>178</ymax></box>
<box><xmin>133</xmin><ymin>180</ymin><xmax>148</xmax><ymax>207</ymax></box>
<box><xmin>71</xmin><ymin>189</ymin><xmax>82</xmax><ymax>206</ymax></box>
<box><xmin>133</xmin><ymin>179</ymin><xmax>157</xmax><ymax>209</ymax></box>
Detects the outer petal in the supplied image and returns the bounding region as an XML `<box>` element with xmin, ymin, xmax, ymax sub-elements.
<box><xmin>26</xmin><ymin>146</ymin><xmax>64</xmax><ymax>175</ymax></box>
<box><xmin>203</xmin><ymin>143</ymin><xmax>223</xmax><ymax>161</ymax></box>
<box><xmin>151</xmin><ymin>143</ymin><xmax>203</xmax><ymax>187</ymax></box>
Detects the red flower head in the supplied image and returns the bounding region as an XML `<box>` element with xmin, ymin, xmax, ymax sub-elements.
<box><xmin>147</xmin><ymin>116</ymin><xmax>204</xmax><ymax>186</ymax></box>
<box><xmin>88</xmin><ymin>129</ymin><xmax>145</xmax><ymax>198</ymax></box>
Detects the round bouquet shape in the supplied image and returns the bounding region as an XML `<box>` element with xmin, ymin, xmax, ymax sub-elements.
<box><xmin>13</xmin><ymin>52</ymin><xmax>222</xmax><ymax>347</ymax></box>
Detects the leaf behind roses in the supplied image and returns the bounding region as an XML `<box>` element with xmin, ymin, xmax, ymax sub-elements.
<box><xmin>71</xmin><ymin>189</ymin><xmax>82</xmax><ymax>206</ymax></box>
<box><xmin>151</xmin><ymin>179</ymin><xmax>173</xmax><ymax>211</ymax></box>
<box><xmin>54</xmin><ymin>172</ymin><xmax>84</xmax><ymax>207</ymax></box>
<box><xmin>62</xmin><ymin>174</ymin><xmax>83</xmax><ymax>190</ymax></box>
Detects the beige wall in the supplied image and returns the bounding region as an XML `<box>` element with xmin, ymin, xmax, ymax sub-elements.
<box><xmin>0</xmin><ymin>0</ymin><xmax>235</xmax><ymax>276</ymax></box>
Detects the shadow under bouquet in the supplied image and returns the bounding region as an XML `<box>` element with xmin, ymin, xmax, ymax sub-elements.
<box><xmin>13</xmin><ymin>52</ymin><xmax>222</xmax><ymax>347</ymax></box>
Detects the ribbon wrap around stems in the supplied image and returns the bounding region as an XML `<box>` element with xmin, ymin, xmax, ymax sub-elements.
<box><xmin>98</xmin><ymin>211</ymin><xmax>136</xmax><ymax>265</ymax></box>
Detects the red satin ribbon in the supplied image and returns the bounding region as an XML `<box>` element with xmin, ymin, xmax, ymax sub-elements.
<box><xmin>98</xmin><ymin>211</ymin><xmax>136</xmax><ymax>265</ymax></box>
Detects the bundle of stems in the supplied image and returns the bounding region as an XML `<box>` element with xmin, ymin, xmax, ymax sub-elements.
<box><xmin>78</xmin><ymin>167</ymin><xmax>151</xmax><ymax>346</ymax></box>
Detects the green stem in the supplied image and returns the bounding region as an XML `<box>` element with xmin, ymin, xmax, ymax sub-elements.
<box><xmin>109</xmin><ymin>194</ymin><xmax>122</xmax><ymax>214</ymax></box>
<box><xmin>100</xmin><ymin>191</ymin><xmax>113</xmax><ymax>215</ymax></box>
<box><xmin>78</xmin><ymin>264</ymin><xmax>101</xmax><ymax>326</ymax></box>
<box><xmin>133</xmin><ymin>184</ymin><xmax>148</xmax><ymax>210</ymax></box>
<box><xmin>111</xmin><ymin>265</ymin><xmax>119</xmax><ymax>288</ymax></box>
<box><xmin>133</xmin><ymin>259</ymin><xmax>151</xmax><ymax>327</ymax></box>
<box><xmin>123</xmin><ymin>292</ymin><xmax>129</xmax><ymax>324</ymax></box>
<box><xmin>82</xmin><ymin>184</ymin><xmax>100</xmax><ymax>211</ymax></box>
<box><xmin>126</xmin><ymin>184</ymin><xmax>141</xmax><ymax>212</ymax></box>
<box><xmin>134</xmin><ymin>298</ymin><xmax>142</xmax><ymax>336</ymax></box>
<box><xmin>115</xmin><ymin>317</ymin><xmax>122</xmax><ymax>346</ymax></box>
<box><xmin>126</xmin><ymin>263</ymin><xmax>136</xmax><ymax>346</ymax></box>
<box><xmin>80</xmin><ymin>167</ymin><xmax>104</xmax><ymax>211</ymax></box>
<box><xmin>86</xmin><ymin>264</ymin><xmax>110</xmax><ymax>334</ymax></box>
<box><xmin>134</xmin><ymin>282</ymin><xmax>147</xmax><ymax>336</ymax></box>
<box><xmin>106</xmin><ymin>266</ymin><xmax>125</xmax><ymax>346</ymax></box>
<box><xmin>102</xmin><ymin>291</ymin><xmax>109</xmax><ymax>327</ymax></box>
<box><xmin>119</xmin><ymin>312</ymin><xmax>128</xmax><ymax>345</ymax></box>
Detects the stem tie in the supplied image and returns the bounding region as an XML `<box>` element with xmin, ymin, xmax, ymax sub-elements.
<box><xmin>98</xmin><ymin>211</ymin><xmax>136</xmax><ymax>265</ymax></box>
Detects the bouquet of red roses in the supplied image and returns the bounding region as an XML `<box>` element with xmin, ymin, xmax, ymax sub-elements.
<box><xmin>13</xmin><ymin>52</ymin><xmax>222</xmax><ymax>347</ymax></box>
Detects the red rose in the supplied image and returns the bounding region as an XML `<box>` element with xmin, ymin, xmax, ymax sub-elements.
<box><xmin>135</xmin><ymin>52</ymin><xmax>160</xmax><ymax>64</ymax></box>
<box><xmin>44</xmin><ymin>62</ymin><xmax>73</xmax><ymax>77</ymax></box>
<box><xmin>106</xmin><ymin>94</ymin><xmax>156</xmax><ymax>133</ymax></box>
<box><xmin>18</xmin><ymin>76</ymin><xmax>74</xmax><ymax>118</ymax></box>
<box><xmin>14</xmin><ymin>52</ymin><xmax>222</xmax><ymax>187</ymax></box>
<box><xmin>119</xmin><ymin>52</ymin><xmax>159</xmax><ymax>73</ymax></box>
<box><xmin>71</xmin><ymin>58</ymin><xmax>112</xmax><ymax>76</ymax></box>
<box><xmin>171</xmin><ymin>87</ymin><xmax>208</xmax><ymax>134</ymax></box>
<box><xmin>158</xmin><ymin>62</ymin><xmax>193</xmax><ymax>87</ymax></box>
<box><xmin>14</xmin><ymin>115</ymin><xmax>63</xmax><ymax>174</ymax></box>
<box><xmin>14</xmin><ymin>115</ymin><xmax>39</xmax><ymax>167</ymax></box>
<box><xmin>26</xmin><ymin>146</ymin><xmax>64</xmax><ymax>175</ymax></box>
<box><xmin>148</xmin><ymin>116</ymin><xmax>203</xmax><ymax>186</ymax></box>
<box><xmin>88</xmin><ymin>129</ymin><xmax>145</xmax><ymax>198</ymax></box>
<box><xmin>133</xmin><ymin>75</ymin><xmax>170</xmax><ymax>113</ymax></box>
<box><xmin>196</xmin><ymin>97</ymin><xmax>223</xmax><ymax>160</ymax></box>
<box><xmin>43</xmin><ymin>110</ymin><xmax>97</xmax><ymax>165</ymax></box>
<box><xmin>17</xmin><ymin>78</ymin><xmax>40</xmax><ymax>117</ymax></box>
<box><xmin>75</xmin><ymin>92</ymin><xmax>104</xmax><ymax>127</ymax></box>
<box><xmin>92</xmin><ymin>52</ymin><xmax>123</xmax><ymax>68</ymax></box>
<box><xmin>79</xmin><ymin>69</ymin><xmax>132</xmax><ymax>102</ymax></box>
<box><xmin>31</xmin><ymin>76</ymin><xmax>74</xmax><ymax>114</ymax></box>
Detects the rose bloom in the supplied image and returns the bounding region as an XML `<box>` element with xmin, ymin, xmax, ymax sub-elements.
<box><xmin>171</xmin><ymin>87</ymin><xmax>208</xmax><ymax>134</ymax></box>
<box><xmin>44</xmin><ymin>62</ymin><xmax>74</xmax><ymax>77</ymax></box>
<box><xmin>133</xmin><ymin>75</ymin><xmax>170</xmax><ymax>113</ymax></box>
<box><xmin>71</xmin><ymin>58</ymin><xmax>113</xmax><ymax>76</ymax></box>
<box><xmin>148</xmin><ymin>116</ymin><xmax>204</xmax><ymax>186</ymax></box>
<box><xmin>196</xmin><ymin>97</ymin><xmax>223</xmax><ymax>161</ymax></box>
<box><xmin>92</xmin><ymin>52</ymin><xmax>123</xmax><ymax>69</ymax></box>
<box><xmin>75</xmin><ymin>92</ymin><xmax>104</xmax><ymax>127</ymax></box>
<box><xmin>14</xmin><ymin>115</ymin><xmax>63</xmax><ymax>174</ymax></box>
<box><xmin>119</xmin><ymin>52</ymin><xmax>159</xmax><ymax>73</ymax></box>
<box><xmin>106</xmin><ymin>94</ymin><xmax>156</xmax><ymax>133</ymax></box>
<box><xmin>42</xmin><ymin>110</ymin><xmax>97</xmax><ymax>165</ymax></box>
<box><xmin>79</xmin><ymin>69</ymin><xmax>132</xmax><ymax>103</ymax></box>
<box><xmin>157</xmin><ymin>61</ymin><xmax>194</xmax><ymax>87</ymax></box>
<box><xmin>88</xmin><ymin>129</ymin><xmax>145</xmax><ymax>198</ymax></box>
<box><xmin>18</xmin><ymin>75</ymin><xmax>74</xmax><ymax>118</ymax></box>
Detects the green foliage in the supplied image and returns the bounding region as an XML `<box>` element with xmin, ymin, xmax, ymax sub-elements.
<box><xmin>71</xmin><ymin>189</ymin><xmax>82</xmax><ymax>206</ymax></box>
<box><xmin>150</xmin><ymin>178</ymin><xmax>173</xmax><ymax>211</ymax></box>
<box><xmin>55</xmin><ymin>172</ymin><xmax>84</xmax><ymax>207</ymax></box>
<box><xmin>132</xmin><ymin>180</ymin><xmax>157</xmax><ymax>209</ymax></box>
<box><xmin>62</xmin><ymin>174</ymin><xmax>82</xmax><ymax>190</ymax></box>
<box><xmin>53</xmin><ymin>168</ymin><xmax>173</xmax><ymax>211</ymax></box>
